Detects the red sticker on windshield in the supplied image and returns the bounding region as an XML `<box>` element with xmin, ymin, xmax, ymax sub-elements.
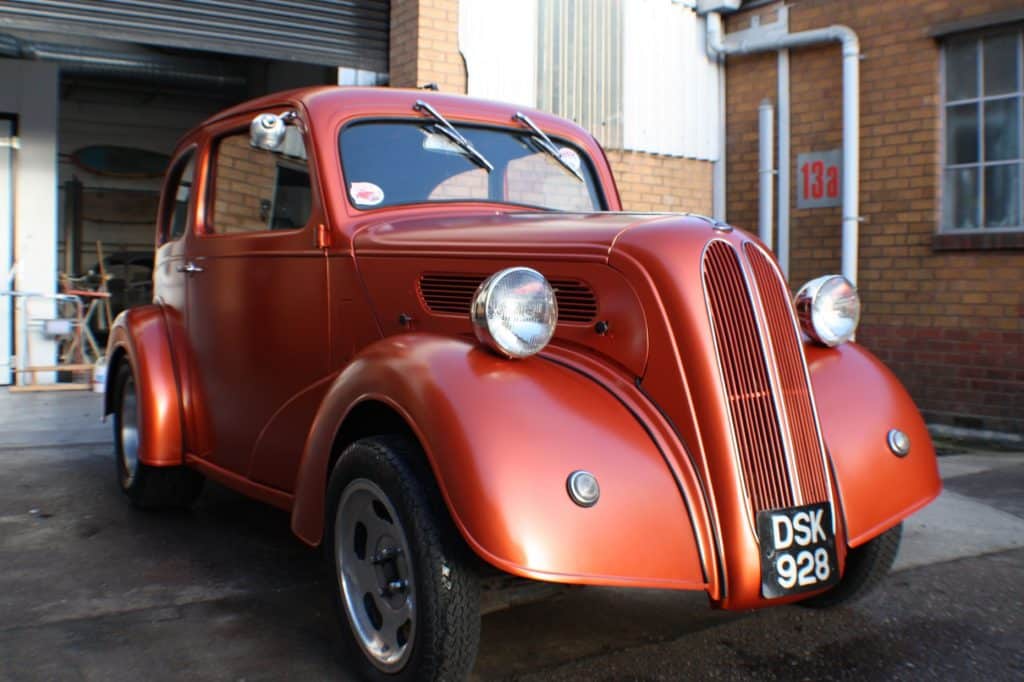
<box><xmin>350</xmin><ymin>182</ymin><xmax>384</xmax><ymax>206</ymax></box>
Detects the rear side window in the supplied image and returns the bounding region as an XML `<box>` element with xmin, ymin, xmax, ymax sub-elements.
<box><xmin>162</xmin><ymin>150</ymin><xmax>195</xmax><ymax>242</ymax></box>
<box><xmin>209</xmin><ymin>128</ymin><xmax>311</xmax><ymax>234</ymax></box>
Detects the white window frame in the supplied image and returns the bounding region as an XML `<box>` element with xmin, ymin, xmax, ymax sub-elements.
<box><xmin>941</xmin><ymin>26</ymin><xmax>1024</xmax><ymax>233</ymax></box>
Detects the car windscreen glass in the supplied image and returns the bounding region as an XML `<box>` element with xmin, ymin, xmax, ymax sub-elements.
<box><xmin>339</xmin><ymin>120</ymin><xmax>604</xmax><ymax>211</ymax></box>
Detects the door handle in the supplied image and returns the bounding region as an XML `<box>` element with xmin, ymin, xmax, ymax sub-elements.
<box><xmin>177</xmin><ymin>261</ymin><xmax>204</xmax><ymax>274</ymax></box>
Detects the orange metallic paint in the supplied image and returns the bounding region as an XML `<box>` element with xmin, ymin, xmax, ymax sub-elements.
<box><xmin>611</xmin><ymin>220</ymin><xmax>771</xmax><ymax>608</ymax></box>
<box><xmin>182</xmin><ymin>112</ymin><xmax>333</xmax><ymax>483</ymax></box>
<box><xmin>105</xmin><ymin>306</ymin><xmax>185</xmax><ymax>468</ymax></box>
<box><xmin>291</xmin><ymin>334</ymin><xmax>706</xmax><ymax>590</ymax></box>
<box><xmin>358</xmin><ymin>252</ymin><xmax>649</xmax><ymax>377</ymax></box>
<box><xmin>108</xmin><ymin>87</ymin><xmax>942</xmax><ymax>612</ymax></box>
<box><xmin>807</xmin><ymin>343</ymin><xmax>942</xmax><ymax>547</ymax></box>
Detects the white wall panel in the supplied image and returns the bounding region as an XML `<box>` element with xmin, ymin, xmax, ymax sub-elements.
<box><xmin>460</xmin><ymin>0</ymin><xmax>538</xmax><ymax>108</ymax></box>
<box><xmin>0</xmin><ymin>118</ymin><xmax>12</xmax><ymax>383</ymax></box>
<box><xmin>623</xmin><ymin>0</ymin><xmax>720</xmax><ymax>160</ymax></box>
<box><xmin>461</xmin><ymin>0</ymin><xmax>719</xmax><ymax>159</ymax></box>
<box><xmin>0</xmin><ymin>59</ymin><xmax>58</xmax><ymax>383</ymax></box>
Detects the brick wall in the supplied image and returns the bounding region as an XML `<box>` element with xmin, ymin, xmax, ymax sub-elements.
<box><xmin>725</xmin><ymin>0</ymin><xmax>1024</xmax><ymax>435</ymax></box>
<box><xmin>389</xmin><ymin>0</ymin><xmax>465</xmax><ymax>92</ymax></box>
<box><xmin>607</xmin><ymin>152</ymin><xmax>713</xmax><ymax>214</ymax></box>
<box><xmin>212</xmin><ymin>134</ymin><xmax>278</xmax><ymax>234</ymax></box>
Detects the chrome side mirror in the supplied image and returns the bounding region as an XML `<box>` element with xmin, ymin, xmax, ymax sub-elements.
<box><xmin>250</xmin><ymin>112</ymin><xmax>292</xmax><ymax>151</ymax></box>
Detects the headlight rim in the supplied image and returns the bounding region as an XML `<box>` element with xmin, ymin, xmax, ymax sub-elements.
<box><xmin>471</xmin><ymin>266</ymin><xmax>558</xmax><ymax>359</ymax></box>
<box><xmin>795</xmin><ymin>274</ymin><xmax>861</xmax><ymax>347</ymax></box>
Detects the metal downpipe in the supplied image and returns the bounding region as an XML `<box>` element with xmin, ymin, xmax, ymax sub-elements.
<box><xmin>705</xmin><ymin>12</ymin><xmax>861</xmax><ymax>284</ymax></box>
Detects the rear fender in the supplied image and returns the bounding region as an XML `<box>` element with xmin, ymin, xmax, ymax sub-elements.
<box><xmin>104</xmin><ymin>305</ymin><xmax>184</xmax><ymax>467</ymax></box>
<box><xmin>807</xmin><ymin>343</ymin><xmax>941</xmax><ymax>547</ymax></box>
<box><xmin>292</xmin><ymin>334</ymin><xmax>706</xmax><ymax>590</ymax></box>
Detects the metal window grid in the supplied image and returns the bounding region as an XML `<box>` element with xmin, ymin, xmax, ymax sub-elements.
<box><xmin>940</xmin><ymin>28</ymin><xmax>1024</xmax><ymax>233</ymax></box>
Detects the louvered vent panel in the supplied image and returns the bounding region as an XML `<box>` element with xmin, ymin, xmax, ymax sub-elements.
<box><xmin>703</xmin><ymin>242</ymin><xmax>794</xmax><ymax>514</ymax></box>
<box><xmin>417</xmin><ymin>274</ymin><xmax>484</xmax><ymax>315</ymax></box>
<box><xmin>418</xmin><ymin>273</ymin><xmax>598</xmax><ymax>324</ymax></box>
<box><xmin>745</xmin><ymin>244</ymin><xmax>829</xmax><ymax>504</ymax></box>
<box><xmin>551</xmin><ymin>279</ymin><xmax>599</xmax><ymax>323</ymax></box>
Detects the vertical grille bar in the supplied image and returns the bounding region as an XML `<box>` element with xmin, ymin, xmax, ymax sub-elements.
<box><xmin>745</xmin><ymin>245</ymin><xmax>830</xmax><ymax>504</ymax></box>
<box><xmin>703</xmin><ymin>241</ymin><xmax>794</xmax><ymax>514</ymax></box>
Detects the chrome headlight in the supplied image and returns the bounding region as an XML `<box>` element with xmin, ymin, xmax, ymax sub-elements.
<box><xmin>795</xmin><ymin>275</ymin><xmax>860</xmax><ymax>347</ymax></box>
<box><xmin>471</xmin><ymin>267</ymin><xmax>558</xmax><ymax>358</ymax></box>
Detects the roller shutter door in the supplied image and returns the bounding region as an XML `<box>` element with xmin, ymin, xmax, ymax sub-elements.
<box><xmin>0</xmin><ymin>0</ymin><xmax>389</xmax><ymax>71</ymax></box>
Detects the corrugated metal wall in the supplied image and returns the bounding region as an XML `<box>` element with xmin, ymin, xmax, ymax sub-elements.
<box><xmin>622</xmin><ymin>0</ymin><xmax>720</xmax><ymax>160</ymax></box>
<box><xmin>537</xmin><ymin>0</ymin><xmax>623</xmax><ymax>149</ymax></box>
<box><xmin>0</xmin><ymin>0</ymin><xmax>389</xmax><ymax>71</ymax></box>
<box><xmin>460</xmin><ymin>0</ymin><xmax>720</xmax><ymax>160</ymax></box>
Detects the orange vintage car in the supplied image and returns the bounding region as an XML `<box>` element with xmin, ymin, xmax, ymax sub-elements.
<box><xmin>104</xmin><ymin>86</ymin><xmax>941</xmax><ymax>681</ymax></box>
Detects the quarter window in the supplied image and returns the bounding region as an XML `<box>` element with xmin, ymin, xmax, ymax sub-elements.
<box><xmin>162</xmin><ymin>150</ymin><xmax>195</xmax><ymax>243</ymax></box>
<box><xmin>942</xmin><ymin>29</ymin><xmax>1023</xmax><ymax>231</ymax></box>
<box><xmin>210</xmin><ymin>128</ymin><xmax>311</xmax><ymax>234</ymax></box>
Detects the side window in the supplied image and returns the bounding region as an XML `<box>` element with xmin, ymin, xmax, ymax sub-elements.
<box><xmin>210</xmin><ymin>127</ymin><xmax>311</xmax><ymax>234</ymax></box>
<box><xmin>162</xmin><ymin>150</ymin><xmax>195</xmax><ymax>242</ymax></box>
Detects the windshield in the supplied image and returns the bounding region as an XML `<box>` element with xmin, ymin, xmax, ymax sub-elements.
<box><xmin>339</xmin><ymin>120</ymin><xmax>605</xmax><ymax>212</ymax></box>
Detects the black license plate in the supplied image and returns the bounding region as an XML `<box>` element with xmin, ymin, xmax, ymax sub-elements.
<box><xmin>757</xmin><ymin>502</ymin><xmax>839</xmax><ymax>598</ymax></box>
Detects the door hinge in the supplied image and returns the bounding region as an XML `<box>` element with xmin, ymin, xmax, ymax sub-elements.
<box><xmin>0</xmin><ymin>137</ymin><xmax>20</xmax><ymax>150</ymax></box>
<box><xmin>316</xmin><ymin>223</ymin><xmax>331</xmax><ymax>249</ymax></box>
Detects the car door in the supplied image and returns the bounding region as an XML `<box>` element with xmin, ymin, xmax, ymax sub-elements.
<box><xmin>183</xmin><ymin>111</ymin><xmax>330</xmax><ymax>489</ymax></box>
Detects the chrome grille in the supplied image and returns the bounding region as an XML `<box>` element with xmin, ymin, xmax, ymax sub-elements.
<box><xmin>703</xmin><ymin>241</ymin><xmax>795</xmax><ymax>513</ymax></box>
<box><xmin>745</xmin><ymin>244</ymin><xmax>830</xmax><ymax>504</ymax></box>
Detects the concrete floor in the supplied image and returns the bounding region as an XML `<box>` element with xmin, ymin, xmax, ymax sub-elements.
<box><xmin>1</xmin><ymin>391</ymin><xmax>1022</xmax><ymax>680</ymax></box>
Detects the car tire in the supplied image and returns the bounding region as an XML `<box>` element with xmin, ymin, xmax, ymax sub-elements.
<box><xmin>799</xmin><ymin>522</ymin><xmax>902</xmax><ymax>609</ymax></box>
<box><xmin>325</xmin><ymin>435</ymin><xmax>481</xmax><ymax>681</ymax></box>
<box><xmin>112</xmin><ymin>362</ymin><xmax>203</xmax><ymax>509</ymax></box>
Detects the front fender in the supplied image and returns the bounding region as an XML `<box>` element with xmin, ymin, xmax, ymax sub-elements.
<box><xmin>104</xmin><ymin>305</ymin><xmax>184</xmax><ymax>467</ymax></box>
<box><xmin>807</xmin><ymin>343</ymin><xmax>942</xmax><ymax>547</ymax></box>
<box><xmin>293</xmin><ymin>334</ymin><xmax>705</xmax><ymax>590</ymax></box>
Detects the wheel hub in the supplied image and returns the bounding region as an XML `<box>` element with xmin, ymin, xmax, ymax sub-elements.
<box><xmin>119</xmin><ymin>374</ymin><xmax>140</xmax><ymax>487</ymax></box>
<box><xmin>335</xmin><ymin>479</ymin><xmax>416</xmax><ymax>672</ymax></box>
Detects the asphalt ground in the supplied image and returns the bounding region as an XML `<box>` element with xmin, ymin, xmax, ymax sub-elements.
<box><xmin>1</xmin><ymin>391</ymin><xmax>1022</xmax><ymax>681</ymax></box>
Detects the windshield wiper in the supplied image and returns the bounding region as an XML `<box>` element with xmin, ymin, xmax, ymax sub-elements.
<box><xmin>413</xmin><ymin>100</ymin><xmax>494</xmax><ymax>172</ymax></box>
<box><xmin>512</xmin><ymin>112</ymin><xmax>585</xmax><ymax>182</ymax></box>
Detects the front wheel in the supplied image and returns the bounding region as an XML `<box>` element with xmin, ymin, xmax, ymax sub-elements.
<box><xmin>800</xmin><ymin>522</ymin><xmax>902</xmax><ymax>608</ymax></box>
<box><xmin>326</xmin><ymin>436</ymin><xmax>480</xmax><ymax>681</ymax></box>
<box><xmin>112</xmin><ymin>362</ymin><xmax>203</xmax><ymax>509</ymax></box>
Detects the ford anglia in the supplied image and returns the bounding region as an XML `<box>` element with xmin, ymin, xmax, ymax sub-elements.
<box><xmin>104</xmin><ymin>86</ymin><xmax>942</xmax><ymax>681</ymax></box>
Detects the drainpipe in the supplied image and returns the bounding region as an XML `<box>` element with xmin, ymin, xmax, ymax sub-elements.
<box><xmin>705</xmin><ymin>12</ymin><xmax>861</xmax><ymax>284</ymax></box>
<box><xmin>708</xmin><ymin>22</ymin><xmax>727</xmax><ymax>222</ymax></box>
<box><xmin>758</xmin><ymin>99</ymin><xmax>774</xmax><ymax>249</ymax></box>
<box><xmin>777</xmin><ymin>48</ymin><xmax>790</xmax><ymax>277</ymax></box>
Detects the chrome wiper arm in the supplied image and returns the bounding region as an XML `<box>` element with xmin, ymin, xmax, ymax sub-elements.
<box><xmin>413</xmin><ymin>100</ymin><xmax>494</xmax><ymax>172</ymax></box>
<box><xmin>512</xmin><ymin>111</ymin><xmax>584</xmax><ymax>182</ymax></box>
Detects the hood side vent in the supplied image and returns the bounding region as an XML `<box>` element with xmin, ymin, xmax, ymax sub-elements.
<box><xmin>417</xmin><ymin>273</ymin><xmax>484</xmax><ymax>315</ymax></box>
<box><xmin>550</xmin><ymin>279</ymin><xmax>599</xmax><ymax>323</ymax></box>
<box><xmin>418</xmin><ymin>273</ymin><xmax>598</xmax><ymax>324</ymax></box>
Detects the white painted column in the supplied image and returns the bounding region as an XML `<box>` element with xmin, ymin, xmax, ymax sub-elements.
<box><xmin>0</xmin><ymin>118</ymin><xmax>12</xmax><ymax>384</ymax></box>
<box><xmin>0</xmin><ymin>59</ymin><xmax>59</xmax><ymax>384</ymax></box>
